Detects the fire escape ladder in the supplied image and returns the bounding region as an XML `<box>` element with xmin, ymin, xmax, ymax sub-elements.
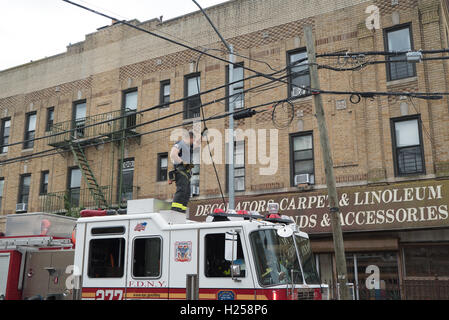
<box><xmin>70</xmin><ymin>142</ymin><xmax>108</xmax><ymax>208</ymax></box>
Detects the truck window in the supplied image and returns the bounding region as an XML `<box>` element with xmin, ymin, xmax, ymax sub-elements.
<box><xmin>92</xmin><ymin>227</ymin><xmax>125</xmax><ymax>235</ymax></box>
<box><xmin>133</xmin><ymin>238</ymin><xmax>162</xmax><ymax>278</ymax></box>
<box><xmin>88</xmin><ymin>238</ymin><xmax>125</xmax><ymax>278</ymax></box>
<box><xmin>205</xmin><ymin>233</ymin><xmax>246</xmax><ymax>278</ymax></box>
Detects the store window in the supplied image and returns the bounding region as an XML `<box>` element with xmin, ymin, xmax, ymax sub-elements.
<box><xmin>345</xmin><ymin>252</ymin><xmax>401</xmax><ymax>300</ymax></box>
<box><xmin>403</xmin><ymin>245</ymin><xmax>449</xmax><ymax>278</ymax></box>
<box><xmin>88</xmin><ymin>238</ymin><xmax>126</xmax><ymax>278</ymax></box>
<box><xmin>133</xmin><ymin>237</ymin><xmax>162</xmax><ymax>278</ymax></box>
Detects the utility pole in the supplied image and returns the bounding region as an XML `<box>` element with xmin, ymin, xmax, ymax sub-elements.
<box><xmin>304</xmin><ymin>25</ymin><xmax>350</xmax><ymax>300</ymax></box>
<box><xmin>192</xmin><ymin>0</ymin><xmax>235</xmax><ymax>210</ymax></box>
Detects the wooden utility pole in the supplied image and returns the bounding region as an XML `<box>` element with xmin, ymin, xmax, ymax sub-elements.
<box><xmin>304</xmin><ymin>25</ymin><xmax>351</xmax><ymax>300</ymax></box>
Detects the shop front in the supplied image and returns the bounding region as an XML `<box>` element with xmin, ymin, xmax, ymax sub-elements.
<box><xmin>189</xmin><ymin>179</ymin><xmax>449</xmax><ymax>300</ymax></box>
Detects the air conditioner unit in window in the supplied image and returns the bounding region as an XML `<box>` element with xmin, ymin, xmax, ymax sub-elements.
<box><xmin>16</xmin><ymin>203</ymin><xmax>28</xmax><ymax>213</ymax></box>
<box><xmin>295</xmin><ymin>174</ymin><xmax>311</xmax><ymax>186</ymax></box>
<box><xmin>191</xmin><ymin>186</ymin><xmax>200</xmax><ymax>196</ymax></box>
<box><xmin>292</xmin><ymin>86</ymin><xmax>308</xmax><ymax>98</ymax></box>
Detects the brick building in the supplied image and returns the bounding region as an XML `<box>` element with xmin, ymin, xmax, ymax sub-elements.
<box><xmin>0</xmin><ymin>0</ymin><xmax>448</xmax><ymax>299</ymax></box>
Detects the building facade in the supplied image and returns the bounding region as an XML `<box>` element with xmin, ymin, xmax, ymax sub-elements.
<box><xmin>0</xmin><ymin>0</ymin><xmax>448</xmax><ymax>299</ymax></box>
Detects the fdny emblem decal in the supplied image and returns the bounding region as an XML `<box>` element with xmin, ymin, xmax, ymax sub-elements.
<box><xmin>134</xmin><ymin>222</ymin><xmax>148</xmax><ymax>232</ymax></box>
<box><xmin>175</xmin><ymin>241</ymin><xmax>192</xmax><ymax>262</ymax></box>
<box><xmin>217</xmin><ymin>290</ymin><xmax>236</xmax><ymax>300</ymax></box>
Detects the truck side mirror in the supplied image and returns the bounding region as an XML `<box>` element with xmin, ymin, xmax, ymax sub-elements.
<box><xmin>224</xmin><ymin>231</ymin><xmax>238</xmax><ymax>262</ymax></box>
<box><xmin>231</xmin><ymin>264</ymin><xmax>241</xmax><ymax>277</ymax></box>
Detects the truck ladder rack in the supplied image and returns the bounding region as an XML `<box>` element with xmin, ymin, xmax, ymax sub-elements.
<box><xmin>0</xmin><ymin>237</ymin><xmax>72</xmax><ymax>251</ymax></box>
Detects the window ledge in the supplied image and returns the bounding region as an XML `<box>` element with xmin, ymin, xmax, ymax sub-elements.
<box><xmin>289</xmin><ymin>95</ymin><xmax>313</xmax><ymax>104</ymax></box>
<box><xmin>183</xmin><ymin>117</ymin><xmax>202</xmax><ymax>124</ymax></box>
<box><xmin>21</xmin><ymin>148</ymin><xmax>34</xmax><ymax>153</ymax></box>
<box><xmin>386</xmin><ymin>76</ymin><xmax>418</xmax><ymax>87</ymax></box>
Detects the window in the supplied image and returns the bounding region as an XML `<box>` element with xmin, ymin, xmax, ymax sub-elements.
<box><xmin>68</xmin><ymin>167</ymin><xmax>81</xmax><ymax>207</ymax></box>
<box><xmin>133</xmin><ymin>238</ymin><xmax>162</xmax><ymax>278</ymax></box>
<box><xmin>184</xmin><ymin>74</ymin><xmax>201</xmax><ymax>119</ymax></box>
<box><xmin>73</xmin><ymin>101</ymin><xmax>86</xmax><ymax>139</ymax></box>
<box><xmin>288</xmin><ymin>49</ymin><xmax>310</xmax><ymax>98</ymax></box>
<box><xmin>88</xmin><ymin>238</ymin><xmax>126</xmax><ymax>278</ymax></box>
<box><xmin>391</xmin><ymin>116</ymin><xmax>425</xmax><ymax>176</ymax></box>
<box><xmin>0</xmin><ymin>178</ymin><xmax>4</xmax><ymax>210</ymax></box>
<box><xmin>160</xmin><ymin>81</ymin><xmax>171</xmax><ymax>107</ymax></box>
<box><xmin>190</xmin><ymin>148</ymin><xmax>200</xmax><ymax>197</ymax></box>
<box><xmin>385</xmin><ymin>25</ymin><xmax>415</xmax><ymax>81</ymax></box>
<box><xmin>157</xmin><ymin>153</ymin><xmax>168</xmax><ymax>182</ymax></box>
<box><xmin>251</xmin><ymin>230</ymin><xmax>303</xmax><ymax>286</ymax></box>
<box><xmin>226</xmin><ymin>141</ymin><xmax>245</xmax><ymax>192</ymax></box>
<box><xmin>40</xmin><ymin>171</ymin><xmax>49</xmax><ymax>195</ymax></box>
<box><xmin>46</xmin><ymin>107</ymin><xmax>55</xmax><ymax>132</ymax></box>
<box><xmin>18</xmin><ymin>174</ymin><xmax>31</xmax><ymax>205</ymax></box>
<box><xmin>119</xmin><ymin>158</ymin><xmax>134</xmax><ymax>203</ymax></box>
<box><xmin>0</xmin><ymin>118</ymin><xmax>11</xmax><ymax>154</ymax></box>
<box><xmin>123</xmin><ymin>89</ymin><xmax>138</xmax><ymax>130</ymax></box>
<box><xmin>92</xmin><ymin>227</ymin><xmax>125</xmax><ymax>235</ymax></box>
<box><xmin>226</xmin><ymin>63</ymin><xmax>244</xmax><ymax>111</ymax></box>
<box><xmin>205</xmin><ymin>233</ymin><xmax>246</xmax><ymax>278</ymax></box>
<box><xmin>403</xmin><ymin>245</ymin><xmax>449</xmax><ymax>277</ymax></box>
<box><xmin>290</xmin><ymin>133</ymin><xmax>315</xmax><ymax>185</ymax></box>
<box><xmin>24</xmin><ymin>112</ymin><xmax>37</xmax><ymax>149</ymax></box>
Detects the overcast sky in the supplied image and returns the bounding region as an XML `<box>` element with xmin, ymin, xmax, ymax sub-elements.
<box><xmin>0</xmin><ymin>0</ymin><xmax>228</xmax><ymax>71</ymax></box>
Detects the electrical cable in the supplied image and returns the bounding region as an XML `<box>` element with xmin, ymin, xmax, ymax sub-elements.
<box><xmin>0</xmin><ymin>96</ymin><xmax>286</xmax><ymax>166</ymax></box>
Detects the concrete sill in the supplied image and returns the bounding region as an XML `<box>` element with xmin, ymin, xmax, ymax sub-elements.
<box><xmin>386</xmin><ymin>76</ymin><xmax>418</xmax><ymax>87</ymax></box>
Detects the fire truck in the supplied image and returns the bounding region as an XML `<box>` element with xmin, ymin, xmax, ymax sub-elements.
<box><xmin>0</xmin><ymin>199</ymin><xmax>328</xmax><ymax>300</ymax></box>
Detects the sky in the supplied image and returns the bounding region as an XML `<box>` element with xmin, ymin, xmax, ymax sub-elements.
<box><xmin>0</xmin><ymin>0</ymin><xmax>229</xmax><ymax>71</ymax></box>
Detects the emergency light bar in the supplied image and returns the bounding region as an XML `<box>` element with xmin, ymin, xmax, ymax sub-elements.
<box><xmin>210</xmin><ymin>208</ymin><xmax>294</xmax><ymax>224</ymax></box>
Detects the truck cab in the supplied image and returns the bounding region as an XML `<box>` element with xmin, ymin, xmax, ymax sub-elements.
<box><xmin>73</xmin><ymin>199</ymin><xmax>327</xmax><ymax>300</ymax></box>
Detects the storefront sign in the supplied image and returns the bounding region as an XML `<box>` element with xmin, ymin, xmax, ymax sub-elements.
<box><xmin>189</xmin><ymin>180</ymin><xmax>449</xmax><ymax>234</ymax></box>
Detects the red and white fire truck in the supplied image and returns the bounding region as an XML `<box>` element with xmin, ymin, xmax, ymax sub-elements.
<box><xmin>0</xmin><ymin>199</ymin><xmax>328</xmax><ymax>301</ymax></box>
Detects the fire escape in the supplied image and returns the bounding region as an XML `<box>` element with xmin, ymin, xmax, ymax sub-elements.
<box><xmin>42</xmin><ymin>108</ymin><xmax>140</xmax><ymax>214</ymax></box>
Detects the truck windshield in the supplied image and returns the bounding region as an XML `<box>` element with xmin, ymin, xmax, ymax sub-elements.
<box><xmin>250</xmin><ymin>229</ymin><xmax>303</xmax><ymax>286</ymax></box>
<box><xmin>294</xmin><ymin>235</ymin><xmax>320</xmax><ymax>284</ymax></box>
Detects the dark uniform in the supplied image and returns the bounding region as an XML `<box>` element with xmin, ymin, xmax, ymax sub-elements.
<box><xmin>171</xmin><ymin>140</ymin><xmax>195</xmax><ymax>213</ymax></box>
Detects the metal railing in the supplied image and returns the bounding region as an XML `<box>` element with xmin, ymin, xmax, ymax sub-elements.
<box><xmin>326</xmin><ymin>281</ymin><xmax>449</xmax><ymax>300</ymax></box>
<box><xmin>40</xmin><ymin>186</ymin><xmax>112</xmax><ymax>214</ymax></box>
<box><xmin>47</xmin><ymin>109</ymin><xmax>139</xmax><ymax>146</ymax></box>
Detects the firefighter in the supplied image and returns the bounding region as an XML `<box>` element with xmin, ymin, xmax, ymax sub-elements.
<box><xmin>169</xmin><ymin>130</ymin><xmax>201</xmax><ymax>213</ymax></box>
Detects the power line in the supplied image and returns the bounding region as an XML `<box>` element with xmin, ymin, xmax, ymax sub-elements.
<box><xmin>0</xmin><ymin>96</ymin><xmax>283</xmax><ymax>166</ymax></box>
<box><xmin>0</xmin><ymin>64</ymin><xmax>301</xmax><ymax>150</ymax></box>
